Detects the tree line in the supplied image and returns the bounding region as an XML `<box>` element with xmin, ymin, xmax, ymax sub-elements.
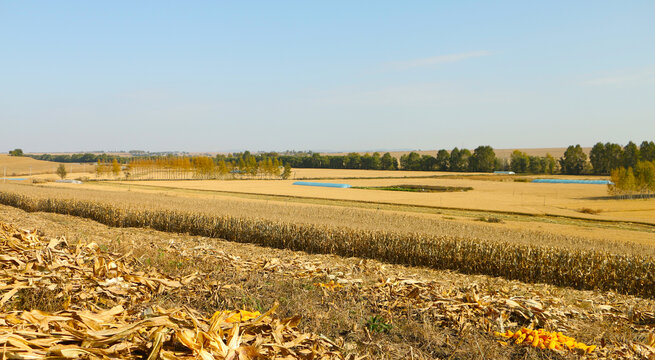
<box><xmin>26</xmin><ymin>152</ymin><xmax>128</xmax><ymax>163</ymax></box>
<box><xmin>274</xmin><ymin>141</ymin><xmax>654</xmax><ymax>175</ymax></box>
<box><xmin>11</xmin><ymin>140</ymin><xmax>655</xmax><ymax>176</ymax></box>
<box><xmin>590</xmin><ymin>141</ymin><xmax>655</xmax><ymax>175</ymax></box>
<box><xmin>95</xmin><ymin>152</ymin><xmax>292</xmax><ymax>180</ymax></box>
<box><xmin>276</xmin><ymin>152</ymin><xmax>399</xmax><ymax>170</ymax></box>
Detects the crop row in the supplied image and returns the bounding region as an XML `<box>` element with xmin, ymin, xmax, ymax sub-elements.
<box><xmin>0</xmin><ymin>190</ymin><xmax>653</xmax><ymax>298</ymax></box>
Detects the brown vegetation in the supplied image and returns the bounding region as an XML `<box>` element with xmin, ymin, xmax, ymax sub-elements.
<box><xmin>1</xmin><ymin>204</ymin><xmax>654</xmax><ymax>359</ymax></box>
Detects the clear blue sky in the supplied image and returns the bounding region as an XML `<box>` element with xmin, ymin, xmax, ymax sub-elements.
<box><xmin>2</xmin><ymin>1</ymin><xmax>654</xmax><ymax>153</ymax></box>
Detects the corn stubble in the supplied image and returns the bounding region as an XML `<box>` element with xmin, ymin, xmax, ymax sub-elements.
<box><xmin>0</xmin><ymin>191</ymin><xmax>653</xmax><ymax>299</ymax></box>
<box><xmin>0</xmin><ymin>221</ymin><xmax>343</xmax><ymax>359</ymax></box>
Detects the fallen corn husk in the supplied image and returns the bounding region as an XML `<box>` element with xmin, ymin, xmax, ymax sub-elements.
<box><xmin>0</xmin><ymin>221</ymin><xmax>344</xmax><ymax>359</ymax></box>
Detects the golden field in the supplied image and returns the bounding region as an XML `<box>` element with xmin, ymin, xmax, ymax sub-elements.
<box><xmin>0</xmin><ymin>154</ymin><xmax>93</xmax><ymax>176</ymax></box>
<box><xmin>82</xmin><ymin>174</ymin><xmax>655</xmax><ymax>224</ymax></box>
<box><xmin>1</xmin><ymin>182</ymin><xmax>654</xmax><ymax>298</ymax></box>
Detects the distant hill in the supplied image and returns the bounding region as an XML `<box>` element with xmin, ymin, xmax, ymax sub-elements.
<box><xmin>0</xmin><ymin>155</ymin><xmax>79</xmax><ymax>176</ymax></box>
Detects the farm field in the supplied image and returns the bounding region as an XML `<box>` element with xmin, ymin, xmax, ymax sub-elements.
<box><xmin>10</xmin><ymin>179</ymin><xmax>651</xmax><ymax>253</ymax></box>
<box><xmin>84</xmin><ymin>174</ymin><xmax>655</xmax><ymax>224</ymax></box>
<box><xmin>1</xmin><ymin>169</ymin><xmax>654</xmax><ymax>358</ymax></box>
<box><xmin>0</xmin><ymin>198</ymin><xmax>654</xmax><ymax>359</ymax></box>
<box><xmin>0</xmin><ymin>154</ymin><xmax>92</xmax><ymax>176</ymax></box>
<box><xmin>2</xmin><ymin>179</ymin><xmax>654</xmax><ymax>256</ymax></box>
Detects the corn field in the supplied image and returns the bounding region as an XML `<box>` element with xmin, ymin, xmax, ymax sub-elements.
<box><xmin>0</xmin><ymin>190</ymin><xmax>653</xmax><ymax>298</ymax></box>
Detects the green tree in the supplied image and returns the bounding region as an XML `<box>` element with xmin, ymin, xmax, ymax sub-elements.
<box><xmin>510</xmin><ymin>150</ymin><xmax>530</xmax><ymax>173</ymax></box>
<box><xmin>361</xmin><ymin>153</ymin><xmax>374</xmax><ymax>170</ymax></box>
<box><xmin>370</xmin><ymin>152</ymin><xmax>382</xmax><ymax>170</ymax></box>
<box><xmin>469</xmin><ymin>145</ymin><xmax>496</xmax><ymax>172</ymax></box>
<box><xmin>494</xmin><ymin>157</ymin><xmax>508</xmax><ymax>171</ymax></box>
<box><xmin>310</xmin><ymin>153</ymin><xmax>325</xmax><ymax>168</ymax></box>
<box><xmin>605</xmin><ymin>143</ymin><xmax>624</xmax><ymax>172</ymax></box>
<box><xmin>449</xmin><ymin>148</ymin><xmax>470</xmax><ymax>171</ymax></box>
<box><xmin>436</xmin><ymin>150</ymin><xmax>450</xmax><ymax>171</ymax></box>
<box><xmin>559</xmin><ymin>145</ymin><xmax>588</xmax><ymax>175</ymax></box>
<box><xmin>380</xmin><ymin>152</ymin><xmax>397</xmax><ymax>170</ymax></box>
<box><xmin>640</xmin><ymin>141</ymin><xmax>655</xmax><ymax>162</ymax></box>
<box><xmin>589</xmin><ymin>142</ymin><xmax>607</xmax><ymax>174</ymax></box>
<box><xmin>400</xmin><ymin>152</ymin><xmax>422</xmax><ymax>170</ymax></box>
<box><xmin>8</xmin><ymin>149</ymin><xmax>23</xmax><ymax>156</ymax></box>
<box><xmin>528</xmin><ymin>156</ymin><xmax>544</xmax><ymax>174</ymax></box>
<box><xmin>345</xmin><ymin>153</ymin><xmax>362</xmax><ymax>169</ymax></box>
<box><xmin>421</xmin><ymin>155</ymin><xmax>437</xmax><ymax>171</ymax></box>
<box><xmin>544</xmin><ymin>154</ymin><xmax>557</xmax><ymax>174</ymax></box>
<box><xmin>56</xmin><ymin>164</ymin><xmax>67</xmax><ymax>180</ymax></box>
<box><xmin>622</xmin><ymin>141</ymin><xmax>640</xmax><ymax>169</ymax></box>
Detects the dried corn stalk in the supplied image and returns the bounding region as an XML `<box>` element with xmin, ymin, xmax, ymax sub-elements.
<box><xmin>0</xmin><ymin>221</ymin><xmax>344</xmax><ymax>359</ymax></box>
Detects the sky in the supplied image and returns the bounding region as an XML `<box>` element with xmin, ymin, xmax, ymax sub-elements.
<box><xmin>1</xmin><ymin>1</ymin><xmax>654</xmax><ymax>153</ymax></box>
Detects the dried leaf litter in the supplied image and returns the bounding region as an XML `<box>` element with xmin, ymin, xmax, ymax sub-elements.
<box><xmin>1</xmin><ymin>219</ymin><xmax>654</xmax><ymax>359</ymax></box>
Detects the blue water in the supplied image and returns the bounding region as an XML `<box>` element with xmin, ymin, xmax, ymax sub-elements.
<box><xmin>1</xmin><ymin>178</ymin><xmax>27</xmax><ymax>181</ymax></box>
<box><xmin>532</xmin><ymin>179</ymin><xmax>613</xmax><ymax>185</ymax></box>
<box><xmin>293</xmin><ymin>181</ymin><xmax>351</xmax><ymax>188</ymax></box>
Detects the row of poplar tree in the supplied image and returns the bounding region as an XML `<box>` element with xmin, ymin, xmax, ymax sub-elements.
<box><xmin>96</xmin><ymin>152</ymin><xmax>292</xmax><ymax>180</ymax></box>
<box><xmin>609</xmin><ymin>160</ymin><xmax>655</xmax><ymax>198</ymax></box>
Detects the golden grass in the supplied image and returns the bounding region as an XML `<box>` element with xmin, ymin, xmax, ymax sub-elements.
<box><xmin>0</xmin><ymin>183</ymin><xmax>653</xmax><ymax>298</ymax></box>
<box><xmin>0</xmin><ymin>154</ymin><xmax>93</xmax><ymax>176</ymax></box>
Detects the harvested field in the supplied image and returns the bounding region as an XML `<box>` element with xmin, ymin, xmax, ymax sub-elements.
<box><xmin>0</xmin><ymin>184</ymin><xmax>654</xmax><ymax>298</ymax></box>
<box><xmin>85</xmin><ymin>176</ymin><xmax>655</xmax><ymax>224</ymax></box>
<box><xmin>0</xmin><ymin>216</ymin><xmax>342</xmax><ymax>359</ymax></box>
<box><xmin>3</xmin><ymin>183</ymin><xmax>654</xmax><ymax>256</ymax></box>
<box><xmin>1</xmin><ymin>204</ymin><xmax>654</xmax><ymax>359</ymax></box>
